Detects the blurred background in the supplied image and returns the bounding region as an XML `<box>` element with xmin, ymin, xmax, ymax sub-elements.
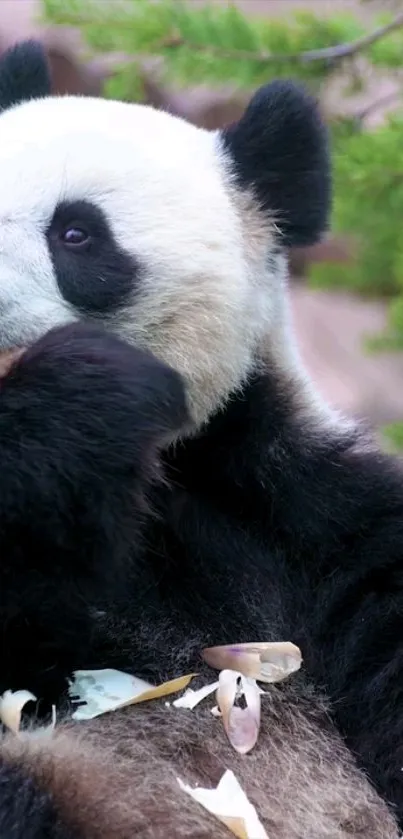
<box><xmin>4</xmin><ymin>0</ymin><xmax>403</xmax><ymax>447</ymax></box>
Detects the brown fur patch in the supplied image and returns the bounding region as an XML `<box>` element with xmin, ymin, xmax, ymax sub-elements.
<box><xmin>1</xmin><ymin>684</ymin><xmax>399</xmax><ymax>838</ymax></box>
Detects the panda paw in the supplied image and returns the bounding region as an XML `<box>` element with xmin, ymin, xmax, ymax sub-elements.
<box><xmin>14</xmin><ymin>320</ymin><xmax>189</xmax><ymax>447</ymax></box>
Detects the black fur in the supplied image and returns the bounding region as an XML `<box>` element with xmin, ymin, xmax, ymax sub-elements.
<box><xmin>0</xmin><ymin>40</ymin><xmax>51</xmax><ymax>112</ymax></box>
<box><xmin>159</xmin><ymin>374</ymin><xmax>403</xmax><ymax>826</ymax></box>
<box><xmin>222</xmin><ymin>80</ymin><xmax>331</xmax><ymax>246</ymax></box>
<box><xmin>2</xmin><ymin>347</ymin><xmax>403</xmax><ymax>828</ymax></box>
<box><xmin>47</xmin><ymin>201</ymin><xmax>140</xmax><ymax>315</ymax></box>
<box><xmin>0</xmin><ymin>323</ymin><xmax>188</xmax><ymax>704</ymax></box>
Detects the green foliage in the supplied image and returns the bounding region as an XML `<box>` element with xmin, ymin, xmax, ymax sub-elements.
<box><xmin>41</xmin><ymin>0</ymin><xmax>399</xmax><ymax>94</ymax></box>
<box><xmin>41</xmin><ymin>0</ymin><xmax>403</xmax><ymax>445</ymax></box>
<box><xmin>381</xmin><ymin>420</ymin><xmax>403</xmax><ymax>452</ymax></box>
<box><xmin>311</xmin><ymin>113</ymin><xmax>403</xmax><ymax>300</ymax></box>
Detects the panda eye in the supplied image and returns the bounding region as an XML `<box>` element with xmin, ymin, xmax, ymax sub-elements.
<box><xmin>61</xmin><ymin>226</ymin><xmax>90</xmax><ymax>249</ymax></box>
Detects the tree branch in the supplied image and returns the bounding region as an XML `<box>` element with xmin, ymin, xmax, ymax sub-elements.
<box><xmin>162</xmin><ymin>11</ymin><xmax>403</xmax><ymax>65</ymax></box>
<box><xmin>296</xmin><ymin>11</ymin><xmax>403</xmax><ymax>63</ymax></box>
<box><xmin>44</xmin><ymin>6</ymin><xmax>403</xmax><ymax>70</ymax></box>
<box><xmin>358</xmin><ymin>90</ymin><xmax>403</xmax><ymax>122</ymax></box>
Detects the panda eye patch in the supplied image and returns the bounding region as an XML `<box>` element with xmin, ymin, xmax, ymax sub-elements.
<box><xmin>46</xmin><ymin>199</ymin><xmax>140</xmax><ymax>315</ymax></box>
<box><xmin>61</xmin><ymin>226</ymin><xmax>90</xmax><ymax>249</ymax></box>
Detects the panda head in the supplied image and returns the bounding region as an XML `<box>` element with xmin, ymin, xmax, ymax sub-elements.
<box><xmin>0</xmin><ymin>40</ymin><xmax>331</xmax><ymax>428</ymax></box>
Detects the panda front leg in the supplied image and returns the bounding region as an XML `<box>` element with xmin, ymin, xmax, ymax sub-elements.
<box><xmin>0</xmin><ymin>322</ymin><xmax>188</xmax><ymax>707</ymax></box>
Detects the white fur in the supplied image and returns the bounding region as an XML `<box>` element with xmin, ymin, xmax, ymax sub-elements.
<box><xmin>0</xmin><ymin>93</ymin><xmax>304</xmax><ymax>427</ymax></box>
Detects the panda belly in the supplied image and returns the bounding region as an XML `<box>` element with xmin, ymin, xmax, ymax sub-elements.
<box><xmin>0</xmin><ymin>685</ymin><xmax>399</xmax><ymax>839</ymax></box>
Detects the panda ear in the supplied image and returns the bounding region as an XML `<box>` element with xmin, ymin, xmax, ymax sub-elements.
<box><xmin>221</xmin><ymin>80</ymin><xmax>331</xmax><ymax>248</ymax></box>
<box><xmin>0</xmin><ymin>40</ymin><xmax>52</xmax><ymax>114</ymax></box>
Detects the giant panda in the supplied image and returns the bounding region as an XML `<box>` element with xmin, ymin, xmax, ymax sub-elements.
<box><xmin>0</xmin><ymin>37</ymin><xmax>402</xmax><ymax>839</ymax></box>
